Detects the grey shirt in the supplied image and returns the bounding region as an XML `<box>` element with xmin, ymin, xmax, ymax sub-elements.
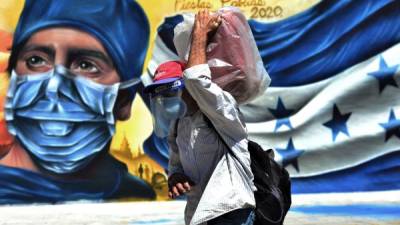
<box><xmin>168</xmin><ymin>64</ymin><xmax>256</xmax><ymax>225</ymax></box>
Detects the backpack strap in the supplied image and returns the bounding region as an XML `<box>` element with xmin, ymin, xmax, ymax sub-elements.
<box><xmin>174</xmin><ymin>119</ymin><xmax>179</xmax><ymax>137</ymax></box>
<box><xmin>202</xmin><ymin>115</ymin><xmax>245</xmax><ymax>168</ymax></box>
<box><xmin>204</xmin><ymin>115</ymin><xmax>289</xmax><ymax>225</ymax></box>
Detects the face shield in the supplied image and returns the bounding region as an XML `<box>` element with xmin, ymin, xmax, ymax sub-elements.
<box><xmin>148</xmin><ymin>79</ymin><xmax>187</xmax><ymax>138</ymax></box>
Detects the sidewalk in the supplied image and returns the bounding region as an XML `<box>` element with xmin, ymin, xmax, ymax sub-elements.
<box><xmin>0</xmin><ymin>191</ymin><xmax>399</xmax><ymax>225</ymax></box>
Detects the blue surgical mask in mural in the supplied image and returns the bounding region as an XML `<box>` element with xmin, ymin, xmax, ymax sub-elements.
<box><xmin>4</xmin><ymin>65</ymin><xmax>140</xmax><ymax>174</ymax></box>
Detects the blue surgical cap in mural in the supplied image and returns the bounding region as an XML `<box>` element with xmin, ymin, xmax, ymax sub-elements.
<box><xmin>11</xmin><ymin>0</ymin><xmax>150</xmax><ymax>98</ymax></box>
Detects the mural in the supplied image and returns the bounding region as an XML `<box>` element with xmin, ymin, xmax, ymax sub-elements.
<box><xmin>0</xmin><ymin>0</ymin><xmax>399</xmax><ymax>205</ymax></box>
<box><xmin>145</xmin><ymin>0</ymin><xmax>400</xmax><ymax>194</ymax></box>
<box><xmin>0</xmin><ymin>0</ymin><xmax>158</xmax><ymax>204</ymax></box>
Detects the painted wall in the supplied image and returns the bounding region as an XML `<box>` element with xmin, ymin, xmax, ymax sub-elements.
<box><xmin>0</xmin><ymin>0</ymin><xmax>399</xmax><ymax>204</ymax></box>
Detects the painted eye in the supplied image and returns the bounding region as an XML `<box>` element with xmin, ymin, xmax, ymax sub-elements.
<box><xmin>72</xmin><ymin>60</ymin><xmax>100</xmax><ymax>74</ymax></box>
<box><xmin>26</xmin><ymin>56</ymin><xmax>47</xmax><ymax>68</ymax></box>
<box><xmin>78</xmin><ymin>60</ymin><xmax>99</xmax><ymax>73</ymax></box>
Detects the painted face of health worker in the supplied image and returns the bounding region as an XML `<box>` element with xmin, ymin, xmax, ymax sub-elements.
<box><xmin>5</xmin><ymin>0</ymin><xmax>150</xmax><ymax>174</ymax></box>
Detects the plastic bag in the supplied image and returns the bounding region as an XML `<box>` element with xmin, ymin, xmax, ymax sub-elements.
<box><xmin>173</xmin><ymin>7</ymin><xmax>271</xmax><ymax>104</ymax></box>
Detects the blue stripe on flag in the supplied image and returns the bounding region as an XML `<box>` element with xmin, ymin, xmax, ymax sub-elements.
<box><xmin>291</xmin><ymin>150</ymin><xmax>400</xmax><ymax>193</ymax></box>
<box><xmin>250</xmin><ymin>0</ymin><xmax>400</xmax><ymax>86</ymax></box>
<box><xmin>157</xmin><ymin>15</ymin><xmax>183</xmax><ymax>55</ymax></box>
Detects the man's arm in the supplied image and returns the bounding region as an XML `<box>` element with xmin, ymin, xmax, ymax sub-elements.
<box><xmin>186</xmin><ymin>9</ymin><xmax>219</xmax><ymax>68</ymax></box>
<box><xmin>167</xmin><ymin>123</ymin><xmax>194</xmax><ymax>198</ymax></box>
<box><xmin>184</xmin><ymin>10</ymin><xmax>247</xmax><ymax>143</ymax></box>
<box><xmin>167</xmin><ymin>124</ymin><xmax>184</xmax><ymax>176</ymax></box>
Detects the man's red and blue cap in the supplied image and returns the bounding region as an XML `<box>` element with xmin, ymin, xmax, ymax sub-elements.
<box><xmin>144</xmin><ymin>61</ymin><xmax>185</xmax><ymax>95</ymax></box>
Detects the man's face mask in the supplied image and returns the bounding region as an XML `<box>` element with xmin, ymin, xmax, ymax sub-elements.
<box><xmin>5</xmin><ymin>65</ymin><xmax>140</xmax><ymax>174</ymax></box>
<box><xmin>149</xmin><ymin>80</ymin><xmax>187</xmax><ymax>138</ymax></box>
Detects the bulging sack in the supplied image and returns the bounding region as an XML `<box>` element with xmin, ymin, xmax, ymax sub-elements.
<box><xmin>173</xmin><ymin>7</ymin><xmax>271</xmax><ymax>104</ymax></box>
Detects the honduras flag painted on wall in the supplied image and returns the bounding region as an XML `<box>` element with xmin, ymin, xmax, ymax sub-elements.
<box><xmin>142</xmin><ymin>0</ymin><xmax>400</xmax><ymax>193</ymax></box>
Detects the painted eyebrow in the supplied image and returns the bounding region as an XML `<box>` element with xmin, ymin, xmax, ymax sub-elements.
<box><xmin>19</xmin><ymin>45</ymin><xmax>55</xmax><ymax>58</ymax></box>
<box><xmin>68</xmin><ymin>48</ymin><xmax>113</xmax><ymax>66</ymax></box>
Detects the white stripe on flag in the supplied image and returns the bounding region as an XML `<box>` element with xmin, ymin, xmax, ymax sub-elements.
<box><xmin>244</xmin><ymin>43</ymin><xmax>400</xmax><ymax>177</ymax></box>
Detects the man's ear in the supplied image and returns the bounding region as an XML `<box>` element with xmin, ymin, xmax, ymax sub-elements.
<box><xmin>114</xmin><ymin>89</ymin><xmax>133</xmax><ymax>121</ymax></box>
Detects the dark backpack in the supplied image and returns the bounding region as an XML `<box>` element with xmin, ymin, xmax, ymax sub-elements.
<box><xmin>203</xmin><ymin>116</ymin><xmax>292</xmax><ymax>224</ymax></box>
<box><xmin>248</xmin><ymin>140</ymin><xmax>291</xmax><ymax>225</ymax></box>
